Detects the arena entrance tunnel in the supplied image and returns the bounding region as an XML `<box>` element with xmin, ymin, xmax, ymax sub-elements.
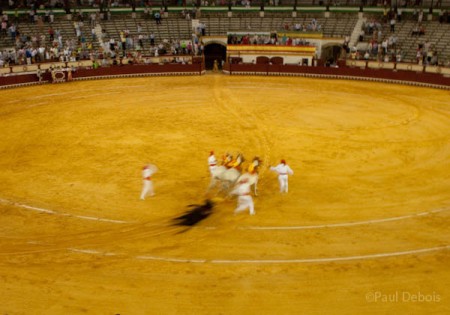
<box><xmin>321</xmin><ymin>44</ymin><xmax>343</xmax><ymax>66</ymax></box>
<box><xmin>204</xmin><ymin>43</ymin><xmax>227</xmax><ymax>70</ymax></box>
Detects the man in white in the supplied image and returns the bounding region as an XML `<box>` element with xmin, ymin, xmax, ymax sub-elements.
<box><xmin>231</xmin><ymin>178</ymin><xmax>255</xmax><ymax>215</ymax></box>
<box><xmin>270</xmin><ymin>159</ymin><xmax>294</xmax><ymax>193</ymax></box>
<box><xmin>140</xmin><ymin>164</ymin><xmax>158</xmax><ymax>200</ymax></box>
<box><xmin>207</xmin><ymin>150</ymin><xmax>217</xmax><ymax>177</ymax></box>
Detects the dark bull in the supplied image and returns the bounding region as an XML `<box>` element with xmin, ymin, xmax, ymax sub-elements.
<box><xmin>173</xmin><ymin>200</ymin><xmax>215</xmax><ymax>227</ymax></box>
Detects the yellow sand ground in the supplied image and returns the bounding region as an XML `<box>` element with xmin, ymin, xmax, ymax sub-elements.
<box><xmin>0</xmin><ymin>74</ymin><xmax>449</xmax><ymax>314</ymax></box>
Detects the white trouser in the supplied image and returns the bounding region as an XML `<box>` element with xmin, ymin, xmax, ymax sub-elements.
<box><xmin>209</xmin><ymin>165</ymin><xmax>217</xmax><ymax>177</ymax></box>
<box><xmin>235</xmin><ymin>195</ymin><xmax>255</xmax><ymax>215</ymax></box>
<box><xmin>278</xmin><ymin>174</ymin><xmax>289</xmax><ymax>193</ymax></box>
<box><xmin>140</xmin><ymin>179</ymin><xmax>154</xmax><ymax>199</ymax></box>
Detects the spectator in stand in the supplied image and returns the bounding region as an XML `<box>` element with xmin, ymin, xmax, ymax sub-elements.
<box><xmin>90</xmin><ymin>12</ymin><xmax>97</xmax><ymax>28</ymax></box>
<box><xmin>154</xmin><ymin>10</ymin><xmax>162</xmax><ymax>24</ymax></box>
<box><xmin>38</xmin><ymin>45</ymin><xmax>45</xmax><ymax>62</ymax></box>
<box><xmin>28</xmin><ymin>9</ymin><xmax>35</xmax><ymax>24</ymax></box>
<box><xmin>44</xmin><ymin>9</ymin><xmax>50</xmax><ymax>23</ymax></box>
<box><xmin>91</xmin><ymin>27</ymin><xmax>96</xmax><ymax>41</ymax></box>
<box><xmin>418</xmin><ymin>9</ymin><xmax>423</xmax><ymax>24</ymax></box>
<box><xmin>382</xmin><ymin>6</ymin><xmax>388</xmax><ymax>23</ymax></box>
<box><xmin>119</xmin><ymin>31</ymin><xmax>126</xmax><ymax>52</ymax></box>
<box><xmin>143</xmin><ymin>6</ymin><xmax>150</xmax><ymax>19</ymax></box>
<box><xmin>381</xmin><ymin>39</ymin><xmax>388</xmax><ymax>54</ymax></box>
<box><xmin>416</xmin><ymin>48</ymin><xmax>423</xmax><ymax>64</ymax></box>
<box><xmin>46</xmin><ymin>25</ymin><xmax>54</xmax><ymax>42</ymax></box>
<box><xmin>200</xmin><ymin>22</ymin><xmax>206</xmax><ymax>36</ymax></box>
<box><xmin>367</xmin><ymin>19</ymin><xmax>374</xmax><ymax>34</ymax></box>
<box><xmin>419</xmin><ymin>24</ymin><xmax>425</xmax><ymax>36</ymax></box>
<box><xmin>371</xmin><ymin>40</ymin><xmax>378</xmax><ymax>55</ymax></box>
<box><xmin>412</xmin><ymin>7</ymin><xmax>418</xmax><ymax>20</ymax></box>
<box><xmin>396</xmin><ymin>50</ymin><xmax>402</xmax><ymax>63</ymax></box>
<box><xmin>109</xmin><ymin>37</ymin><xmax>115</xmax><ymax>51</ymax></box>
<box><xmin>2</xmin><ymin>12</ymin><xmax>8</xmax><ymax>23</ymax></box>
<box><xmin>101</xmin><ymin>29</ymin><xmax>107</xmax><ymax>41</ymax></box>
<box><xmin>424</xmin><ymin>40</ymin><xmax>431</xmax><ymax>54</ymax></box>
<box><xmin>390</xmin><ymin>17</ymin><xmax>396</xmax><ymax>33</ymax></box>
<box><xmin>138</xmin><ymin>33</ymin><xmax>144</xmax><ymax>49</ymax></box>
<box><xmin>359</xmin><ymin>29</ymin><xmax>365</xmax><ymax>42</ymax></box>
<box><xmin>150</xmin><ymin>32</ymin><xmax>155</xmax><ymax>46</ymax></box>
<box><xmin>397</xmin><ymin>7</ymin><xmax>402</xmax><ymax>22</ymax></box>
<box><xmin>1</xmin><ymin>19</ymin><xmax>7</xmax><ymax>37</ymax></box>
<box><xmin>199</xmin><ymin>41</ymin><xmax>204</xmax><ymax>55</ymax></box>
<box><xmin>364</xmin><ymin>50</ymin><xmax>370</xmax><ymax>60</ymax></box>
<box><xmin>426</xmin><ymin>49</ymin><xmax>433</xmax><ymax>65</ymax></box>
<box><xmin>40</xmin><ymin>33</ymin><xmax>46</xmax><ymax>46</ymax></box>
<box><xmin>439</xmin><ymin>9</ymin><xmax>445</xmax><ymax>23</ymax></box>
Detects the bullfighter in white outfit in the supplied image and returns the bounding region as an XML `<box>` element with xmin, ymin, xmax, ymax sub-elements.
<box><xmin>270</xmin><ymin>159</ymin><xmax>294</xmax><ymax>193</ymax></box>
<box><xmin>231</xmin><ymin>178</ymin><xmax>255</xmax><ymax>215</ymax></box>
<box><xmin>207</xmin><ymin>150</ymin><xmax>217</xmax><ymax>177</ymax></box>
<box><xmin>140</xmin><ymin>163</ymin><xmax>158</xmax><ymax>200</ymax></box>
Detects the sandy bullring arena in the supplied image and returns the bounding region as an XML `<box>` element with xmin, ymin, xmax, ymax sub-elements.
<box><xmin>0</xmin><ymin>74</ymin><xmax>449</xmax><ymax>314</ymax></box>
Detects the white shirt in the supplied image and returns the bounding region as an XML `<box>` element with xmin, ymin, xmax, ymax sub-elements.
<box><xmin>232</xmin><ymin>182</ymin><xmax>251</xmax><ymax>196</ymax></box>
<box><xmin>270</xmin><ymin>163</ymin><xmax>294</xmax><ymax>176</ymax></box>
<box><xmin>142</xmin><ymin>166</ymin><xmax>156</xmax><ymax>180</ymax></box>
<box><xmin>208</xmin><ymin>155</ymin><xmax>217</xmax><ymax>166</ymax></box>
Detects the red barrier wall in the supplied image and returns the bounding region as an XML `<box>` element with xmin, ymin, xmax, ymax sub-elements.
<box><xmin>0</xmin><ymin>63</ymin><xmax>205</xmax><ymax>88</ymax></box>
<box><xmin>73</xmin><ymin>64</ymin><xmax>204</xmax><ymax>78</ymax></box>
<box><xmin>224</xmin><ymin>63</ymin><xmax>450</xmax><ymax>87</ymax></box>
<box><xmin>2</xmin><ymin>62</ymin><xmax>449</xmax><ymax>89</ymax></box>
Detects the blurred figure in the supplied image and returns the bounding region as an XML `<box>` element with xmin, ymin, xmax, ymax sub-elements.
<box><xmin>270</xmin><ymin>159</ymin><xmax>294</xmax><ymax>193</ymax></box>
<box><xmin>231</xmin><ymin>178</ymin><xmax>255</xmax><ymax>215</ymax></box>
<box><xmin>140</xmin><ymin>163</ymin><xmax>158</xmax><ymax>200</ymax></box>
<box><xmin>208</xmin><ymin>150</ymin><xmax>217</xmax><ymax>177</ymax></box>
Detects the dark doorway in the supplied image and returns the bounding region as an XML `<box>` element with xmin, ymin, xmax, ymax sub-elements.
<box><xmin>204</xmin><ymin>43</ymin><xmax>227</xmax><ymax>70</ymax></box>
<box><xmin>321</xmin><ymin>45</ymin><xmax>343</xmax><ymax>64</ymax></box>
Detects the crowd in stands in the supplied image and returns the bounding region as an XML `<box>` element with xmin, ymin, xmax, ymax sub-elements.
<box><xmin>1</xmin><ymin>0</ymin><xmax>289</xmax><ymax>10</ymax></box>
<box><xmin>4</xmin><ymin>0</ymin><xmax>450</xmax><ymax>10</ymax></box>
<box><xmin>347</xmin><ymin>6</ymin><xmax>448</xmax><ymax>66</ymax></box>
<box><xmin>2</xmin><ymin>1</ymin><xmax>450</xmax><ymax>69</ymax></box>
<box><xmin>0</xmin><ymin>2</ymin><xmax>207</xmax><ymax>68</ymax></box>
<box><xmin>227</xmin><ymin>33</ymin><xmax>313</xmax><ymax>46</ymax></box>
<box><xmin>226</xmin><ymin>18</ymin><xmax>321</xmax><ymax>47</ymax></box>
<box><xmin>0</xmin><ymin>7</ymin><xmax>100</xmax><ymax>67</ymax></box>
<box><xmin>280</xmin><ymin>18</ymin><xmax>322</xmax><ymax>32</ymax></box>
<box><xmin>351</xmin><ymin>17</ymin><xmax>403</xmax><ymax>62</ymax></box>
<box><xmin>103</xmin><ymin>30</ymin><xmax>204</xmax><ymax>58</ymax></box>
